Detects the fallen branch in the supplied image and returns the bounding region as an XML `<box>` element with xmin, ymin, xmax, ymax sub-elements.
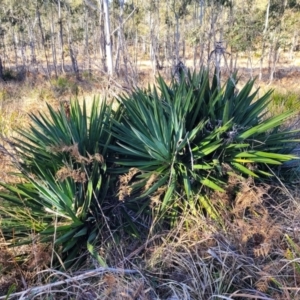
<box><xmin>0</xmin><ymin>267</ymin><xmax>139</xmax><ymax>300</ymax></box>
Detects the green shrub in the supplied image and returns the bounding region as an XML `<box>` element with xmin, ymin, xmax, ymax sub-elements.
<box><xmin>0</xmin><ymin>98</ymin><xmax>129</xmax><ymax>268</ymax></box>
<box><xmin>51</xmin><ymin>76</ymin><xmax>79</xmax><ymax>97</ymax></box>
<box><xmin>0</xmin><ymin>68</ymin><xmax>299</xmax><ymax>269</ymax></box>
<box><xmin>109</xmin><ymin>68</ymin><xmax>300</xmax><ymax>223</ymax></box>
<box><xmin>270</xmin><ymin>91</ymin><xmax>300</xmax><ymax>114</ymax></box>
<box><xmin>2</xmin><ymin>69</ymin><xmax>17</xmax><ymax>81</ymax></box>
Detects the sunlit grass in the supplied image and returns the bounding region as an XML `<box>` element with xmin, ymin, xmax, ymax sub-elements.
<box><xmin>269</xmin><ymin>90</ymin><xmax>300</xmax><ymax>115</ymax></box>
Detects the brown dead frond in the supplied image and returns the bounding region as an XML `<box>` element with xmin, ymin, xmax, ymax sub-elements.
<box><xmin>61</xmin><ymin>143</ymin><xmax>91</xmax><ymax>163</ymax></box>
<box><xmin>93</xmin><ymin>152</ymin><xmax>105</xmax><ymax>163</ymax></box>
<box><xmin>232</xmin><ymin>180</ymin><xmax>268</xmax><ymax>217</ymax></box>
<box><xmin>255</xmin><ymin>278</ymin><xmax>271</xmax><ymax>293</ymax></box>
<box><xmin>219</xmin><ymin>176</ymin><xmax>283</xmax><ymax>259</ymax></box>
<box><xmin>144</xmin><ymin>173</ymin><xmax>158</xmax><ymax>191</ymax></box>
<box><xmin>118</xmin><ymin>185</ymin><xmax>133</xmax><ymax>202</ymax></box>
<box><xmin>62</xmin><ymin>100</ymin><xmax>70</xmax><ymax>121</ymax></box>
<box><xmin>72</xmin><ymin>169</ymin><xmax>87</xmax><ymax>183</ymax></box>
<box><xmin>26</xmin><ymin>244</ymin><xmax>51</xmax><ymax>271</ymax></box>
<box><xmin>56</xmin><ymin>166</ymin><xmax>72</xmax><ymax>182</ymax></box>
<box><xmin>132</xmin><ymin>280</ymin><xmax>145</xmax><ymax>299</ymax></box>
<box><xmin>104</xmin><ymin>273</ymin><xmax>117</xmax><ymax>287</ymax></box>
<box><xmin>56</xmin><ymin>165</ymin><xmax>87</xmax><ymax>183</ymax></box>
<box><xmin>48</xmin><ymin>143</ymin><xmax>104</xmax><ymax>165</ymax></box>
<box><xmin>103</xmin><ymin>273</ymin><xmax>117</xmax><ymax>298</ymax></box>
<box><xmin>150</xmin><ymin>186</ymin><xmax>167</xmax><ymax>208</ymax></box>
<box><xmin>120</xmin><ymin>168</ymin><xmax>140</xmax><ymax>185</ymax></box>
<box><xmin>232</xmin><ymin>213</ymin><xmax>281</xmax><ymax>259</ymax></box>
<box><xmin>253</xmin><ymin>242</ymin><xmax>271</xmax><ymax>258</ymax></box>
<box><xmin>118</xmin><ymin>168</ymin><xmax>140</xmax><ymax>201</ymax></box>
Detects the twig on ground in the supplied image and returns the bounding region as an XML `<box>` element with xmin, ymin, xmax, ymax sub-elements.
<box><xmin>0</xmin><ymin>267</ymin><xmax>139</xmax><ymax>300</ymax></box>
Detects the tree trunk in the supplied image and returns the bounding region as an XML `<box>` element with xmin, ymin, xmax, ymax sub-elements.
<box><xmin>149</xmin><ymin>10</ymin><xmax>157</xmax><ymax>75</ymax></box>
<box><xmin>0</xmin><ymin>56</ymin><xmax>3</xmax><ymax>81</ymax></box>
<box><xmin>58</xmin><ymin>0</ymin><xmax>65</xmax><ymax>73</ymax></box>
<box><xmin>247</xmin><ymin>50</ymin><xmax>253</xmax><ymax>79</ymax></box>
<box><xmin>114</xmin><ymin>1</ymin><xmax>122</xmax><ymax>75</ymax></box>
<box><xmin>174</xmin><ymin>14</ymin><xmax>180</xmax><ymax>64</ymax></box>
<box><xmin>289</xmin><ymin>31</ymin><xmax>297</xmax><ymax>61</ymax></box>
<box><xmin>269</xmin><ymin>37</ymin><xmax>280</xmax><ymax>82</ymax></box>
<box><xmin>37</xmin><ymin>5</ymin><xmax>51</xmax><ymax>79</ymax></box>
<box><xmin>21</xmin><ymin>31</ymin><xmax>27</xmax><ymax>68</ymax></box>
<box><xmin>98</xmin><ymin>0</ymin><xmax>107</xmax><ymax>71</ymax></box>
<box><xmin>13</xmin><ymin>29</ymin><xmax>18</xmax><ymax>71</ymax></box>
<box><xmin>84</xmin><ymin>4</ymin><xmax>92</xmax><ymax>77</ymax></box>
<box><xmin>28</xmin><ymin>22</ymin><xmax>37</xmax><ymax>65</ymax></box>
<box><xmin>102</xmin><ymin>0</ymin><xmax>113</xmax><ymax>76</ymax></box>
<box><xmin>50</xmin><ymin>4</ymin><xmax>58</xmax><ymax>78</ymax></box>
<box><xmin>259</xmin><ymin>42</ymin><xmax>266</xmax><ymax>80</ymax></box>
<box><xmin>198</xmin><ymin>0</ymin><xmax>205</xmax><ymax>67</ymax></box>
<box><xmin>259</xmin><ymin>0</ymin><xmax>270</xmax><ymax>80</ymax></box>
<box><xmin>66</xmin><ymin>8</ymin><xmax>79</xmax><ymax>79</ymax></box>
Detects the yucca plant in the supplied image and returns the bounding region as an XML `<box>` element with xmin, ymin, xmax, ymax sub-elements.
<box><xmin>0</xmin><ymin>98</ymin><xmax>129</xmax><ymax>268</ymax></box>
<box><xmin>177</xmin><ymin>69</ymin><xmax>299</xmax><ymax>178</ymax></box>
<box><xmin>109</xmin><ymin>68</ymin><xmax>299</xmax><ymax>223</ymax></box>
<box><xmin>0</xmin><ymin>68</ymin><xmax>299</xmax><ymax>270</ymax></box>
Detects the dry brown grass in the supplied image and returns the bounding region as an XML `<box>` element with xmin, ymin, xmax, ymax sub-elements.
<box><xmin>1</xmin><ymin>178</ymin><xmax>300</xmax><ymax>299</ymax></box>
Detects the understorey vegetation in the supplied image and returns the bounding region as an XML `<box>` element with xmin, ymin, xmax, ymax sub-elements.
<box><xmin>1</xmin><ymin>67</ymin><xmax>300</xmax><ymax>299</ymax></box>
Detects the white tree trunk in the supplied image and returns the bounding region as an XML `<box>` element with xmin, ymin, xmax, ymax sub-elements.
<box><xmin>259</xmin><ymin>0</ymin><xmax>270</xmax><ymax>80</ymax></box>
<box><xmin>263</xmin><ymin>0</ymin><xmax>270</xmax><ymax>35</ymax></box>
<box><xmin>102</xmin><ymin>0</ymin><xmax>113</xmax><ymax>76</ymax></box>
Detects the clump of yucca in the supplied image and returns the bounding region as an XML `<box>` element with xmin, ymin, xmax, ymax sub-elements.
<box><xmin>0</xmin><ymin>68</ymin><xmax>299</xmax><ymax>269</ymax></box>
<box><xmin>109</xmin><ymin>68</ymin><xmax>299</xmax><ymax>223</ymax></box>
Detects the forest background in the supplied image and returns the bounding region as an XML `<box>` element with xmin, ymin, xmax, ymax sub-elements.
<box><xmin>1</xmin><ymin>0</ymin><xmax>300</xmax><ymax>85</ymax></box>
